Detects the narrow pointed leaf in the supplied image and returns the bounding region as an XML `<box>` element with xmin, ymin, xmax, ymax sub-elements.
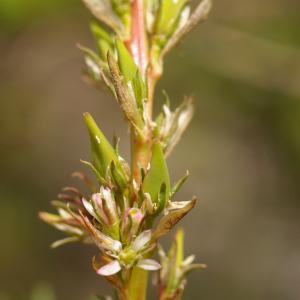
<box><xmin>155</xmin><ymin>0</ymin><xmax>187</xmax><ymax>38</ymax></box>
<box><xmin>115</xmin><ymin>39</ymin><xmax>137</xmax><ymax>82</ymax></box>
<box><xmin>80</xmin><ymin>159</ymin><xmax>106</xmax><ymax>184</ymax></box>
<box><xmin>90</xmin><ymin>21</ymin><xmax>113</xmax><ymax>44</ymax></box>
<box><xmin>90</xmin><ymin>22</ymin><xmax>114</xmax><ymax>61</ymax></box>
<box><xmin>155</xmin><ymin>183</ymin><xmax>168</xmax><ymax>215</ymax></box>
<box><xmin>111</xmin><ymin>161</ymin><xmax>127</xmax><ymax>191</ymax></box>
<box><xmin>83</xmin><ymin>112</ymin><xmax>126</xmax><ymax>180</ymax></box>
<box><xmin>171</xmin><ymin>171</ymin><xmax>189</xmax><ymax>198</ymax></box>
<box><xmin>132</xmin><ymin>70</ymin><xmax>147</xmax><ymax>109</ymax></box>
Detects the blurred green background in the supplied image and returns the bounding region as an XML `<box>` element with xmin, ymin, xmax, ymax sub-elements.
<box><xmin>1</xmin><ymin>0</ymin><xmax>300</xmax><ymax>299</ymax></box>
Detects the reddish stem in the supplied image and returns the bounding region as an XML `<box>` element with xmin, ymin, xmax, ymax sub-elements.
<box><xmin>130</xmin><ymin>0</ymin><xmax>148</xmax><ymax>76</ymax></box>
<box><xmin>128</xmin><ymin>0</ymin><xmax>153</xmax><ymax>186</ymax></box>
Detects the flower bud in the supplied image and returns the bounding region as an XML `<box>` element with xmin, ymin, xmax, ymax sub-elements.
<box><xmin>100</xmin><ymin>187</ymin><xmax>118</xmax><ymax>224</ymax></box>
<box><xmin>88</xmin><ymin>187</ymin><xmax>120</xmax><ymax>240</ymax></box>
<box><xmin>121</xmin><ymin>208</ymin><xmax>144</xmax><ymax>243</ymax></box>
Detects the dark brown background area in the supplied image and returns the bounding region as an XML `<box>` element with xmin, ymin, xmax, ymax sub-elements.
<box><xmin>0</xmin><ymin>1</ymin><xmax>300</xmax><ymax>299</ymax></box>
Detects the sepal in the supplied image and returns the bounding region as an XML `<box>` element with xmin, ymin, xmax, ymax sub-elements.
<box><xmin>158</xmin><ymin>96</ymin><xmax>194</xmax><ymax>157</ymax></box>
<box><xmin>151</xmin><ymin>197</ymin><xmax>196</xmax><ymax>241</ymax></box>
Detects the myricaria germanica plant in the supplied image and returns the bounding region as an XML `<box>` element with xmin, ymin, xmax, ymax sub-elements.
<box><xmin>39</xmin><ymin>0</ymin><xmax>212</xmax><ymax>299</ymax></box>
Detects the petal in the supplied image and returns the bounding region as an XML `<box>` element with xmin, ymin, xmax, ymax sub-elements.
<box><xmin>79</xmin><ymin>212</ymin><xmax>122</xmax><ymax>252</ymax></box>
<box><xmin>132</xmin><ymin>230</ymin><xmax>152</xmax><ymax>252</ymax></box>
<box><xmin>53</xmin><ymin>223</ymin><xmax>83</xmax><ymax>235</ymax></box>
<box><xmin>137</xmin><ymin>259</ymin><xmax>161</xmax><ymax>271</ymax></box>
<box><xmin>82</xmin><ymin>198</ymin><xmax>98</xmax><ymax>220</ymax></box>
<box><xmin>58</xmin><ymin>208</ymin><xmax>72</xmax><ymax>219</ymax></box>
<box><xmin>182</xmin><ymin>254</ymin><xmax>195</xmax><ymax>266</ymax></box>
<box><xmin>97</xmin><ymin>260</ymin><xmax>121</xmax><ymax>276</ymax></box>
<box><xmin>51</xmin><ymin>236</ymin><xmax>79</xmax><ymax>249</ymax></box>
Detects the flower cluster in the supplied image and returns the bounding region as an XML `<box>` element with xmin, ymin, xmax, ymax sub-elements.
<box><xmin>40</xmin><ymin>112</ymin><xmax>197</xmax><ymax>279</ymax></box>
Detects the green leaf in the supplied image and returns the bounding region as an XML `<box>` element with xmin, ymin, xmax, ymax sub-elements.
<box><xmin>156</xmin><ymin>183</ymin><xmax>168</xmax><ymax>215</ymax></box>
<box><xmin>171</xmin><ymin>171</ymin><xmax>189</xmax><ymax>198</ymax></box>
<box><xmin>90</xmin><ymin>23</ymin><xmax>114</xmax><ymax>61</ymax></box>
<box><xmin>98</xmin><ymin>39</ymin><xmax>113</xmax><ymax>62</ymax></box>
<box><xmin>151</xmin><ymin>197</ymin><xmax>196</xmax><ymax>241</ymax></box>
<box><xmin>83</xmin><ymin>112</ymin><xmax>126</xmax><ymax>180</ymax></box>
<box><xmin>155</xmin><ymin>0</ymin><xmax>187</xmax><ymax>38</ymax></box>
<box><xmin>80</xmin><ymin>159</ymin><xmax>106</xmax><ymax>184</ymax></box>
<box><xmin>115</xmin><ymin>39</ymin><xmax>138</xmax><ymax>82</ymax></box>
<box><xmin>115</xmin><ymin>40</ymin><xmax>147</xmax><ymax>111</ymax></box>
<box><xmin>132</xmin><ymin>69</ymin><xmax>147</xmax><ymax>110</ymax></box>
<box><xmin>142</xmin><ymin>143</ymin><xmax>170</xmax><ymax>207</ymax></box>
<box><xmin>90</xmin><ymin>21</ymin><xmax>113</xmax><ymax>44</ymax></box>
<box><xmin>111</xmin><ymin>160</ymin><xmax>127</xmax><ymax>191</ymax></box>
<box><xmin>111</xmin><ymin>0</ymin><xmax>131</xmax><ymax>29</ymax></box>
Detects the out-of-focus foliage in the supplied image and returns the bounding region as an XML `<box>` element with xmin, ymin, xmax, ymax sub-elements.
<box><xmin>0</xmin><ymin>0</ymin><xmax>77</xmax><ymax>30</ymax></box>
<box><xmin>30</xmin><ymin>283</ymin><xmax>56</xmax><ymax>300</ymax></box>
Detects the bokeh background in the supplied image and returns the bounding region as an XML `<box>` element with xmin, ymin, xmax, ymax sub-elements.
<box><xmin>1</xmin><ymin>0</ymin><xmax>300</xmax><ymax>299</ymax></box>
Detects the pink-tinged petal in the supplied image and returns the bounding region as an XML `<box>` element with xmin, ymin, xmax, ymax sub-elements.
<box><xmin>137</xmin><ymin>259</ymin><xmax>161</xmax><ymax>271</ymax></box>
<box><xmin>129</xmin><ymin>208</ymin><xmax>143</xmax><ymax>222</ymax></box>
<box><xmin>97</xmin><ymin>260</ymin><xmax>121</xmax><ymax>276</ymax></box>
<box><xmin>132</xmin><ymin>230</ymin><xmax>151</xmax><ymax>252</ymax></box>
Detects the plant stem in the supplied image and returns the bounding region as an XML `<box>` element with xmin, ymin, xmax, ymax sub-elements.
<box><xmin>124</xmin><ymin>1</ymin><xmax>152</xmax><ymax>299</ymax></box>
<box><xmin>130</xmin><ymin>0</ymin><xmax>148</xmax><ymax>76</ymax></box>
<box><xmin>129</xmin><ymin>0</ymin><xmax>152</xmax><ymax>182</ymax></box>
<box><xmin>128</xmin><ymin>267</ymin><xmax>149</xmax><ymax>300</ymax></box>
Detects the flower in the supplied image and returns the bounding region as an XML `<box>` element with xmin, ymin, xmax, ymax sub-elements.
<box><xmin>96</xmin><ymin>230</ymin><xmax>160</xmax><ymax>276</ymax></box>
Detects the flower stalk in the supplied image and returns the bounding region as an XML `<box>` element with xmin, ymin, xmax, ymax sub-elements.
<box><xmin>39</xmin><ymin>0</ymin><xmax>212</xmax><ymax>299</ymax></box>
